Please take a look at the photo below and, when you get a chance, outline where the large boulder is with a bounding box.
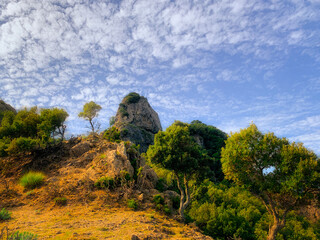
[114,93,162,152]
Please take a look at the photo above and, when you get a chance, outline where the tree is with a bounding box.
[78,101,102,133]
[221,123,320,240]
[146,122,203,220]
[38,108,69,141]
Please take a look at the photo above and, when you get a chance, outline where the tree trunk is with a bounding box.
[175,173,185,220]
[175,173,191,221]
[267,217,284,240]
[89,119,95,133]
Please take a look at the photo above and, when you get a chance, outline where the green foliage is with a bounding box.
[189,182,266,240]
[94,176,115,190]
[54,197,67,206]
[153,194,171,215]
[6,137,38,155]
[155,178,166,192]
[153,194,165,205]
[147,123,202,174]
[103,126,120,142]
[189,120,227,182]
[9,231,38,240]
[123,92,141,104]
[0,208,11,220]
[119,103,129,117]
[221,123,320,239]
[127,199,138,210]
[38,108,68,140]
[0,106,69,156]
[19,172,45,190]
[78,101,102,133]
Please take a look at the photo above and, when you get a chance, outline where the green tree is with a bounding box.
[38,108,69,141]
[221,123,320,240]
[78,101,102,133]
[146,122,203,220]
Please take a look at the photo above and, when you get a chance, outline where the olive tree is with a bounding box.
[78,101,102,133]
[146,122,203,220]
[221,123,320,240]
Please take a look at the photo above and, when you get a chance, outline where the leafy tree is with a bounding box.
[221,123,320,240]
[78,101,102,133]
[38,108,68,141]
[146,122,203,220]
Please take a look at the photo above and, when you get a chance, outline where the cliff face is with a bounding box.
[114,93,162,152]
[0,99,16,123]
[0,100,16,114]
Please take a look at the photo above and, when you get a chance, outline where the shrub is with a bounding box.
[103,127,120,142]
[19,172,45,189]
[123,92,141,104]
[153,194,165,205]
[127,199,138,210]
[54,197,67,206]
[0,208,11,220]
[9,231,38,240]
[94,176,115,190]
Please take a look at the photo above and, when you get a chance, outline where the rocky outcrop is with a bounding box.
[0,100,16,114]
[114,93,162,152]
[0,100,16,123]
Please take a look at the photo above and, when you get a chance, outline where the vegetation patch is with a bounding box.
[119,103,129,117]
[123,92,141,104]
[0,208,11,220]
[54,197,67,206]
[20,172,45,190]
[153,194,171,215]
[127,199,138,210]
[103,126,120,142]
[94,176,115,190]
[9,231,38,240]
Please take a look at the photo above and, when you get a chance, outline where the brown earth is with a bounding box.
[0,135,212,240]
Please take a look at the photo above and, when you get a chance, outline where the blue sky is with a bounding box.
[0,0,319,154]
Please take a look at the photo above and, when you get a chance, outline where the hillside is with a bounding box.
[0,134,212,239]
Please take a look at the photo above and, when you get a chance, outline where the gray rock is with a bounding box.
[114,93,162,152]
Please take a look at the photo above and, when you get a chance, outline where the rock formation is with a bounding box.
[0,100,16,113]
[0,99,16,122]
[114,92,162,152]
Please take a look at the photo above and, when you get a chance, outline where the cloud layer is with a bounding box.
[0,0,319,153]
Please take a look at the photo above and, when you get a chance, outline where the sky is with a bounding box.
[0,0,320,154]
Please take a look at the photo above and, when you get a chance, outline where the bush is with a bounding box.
[127,199,138,210]
[94,176,115,190]
[19,172,45,189]
[153,194,165,205]
[0,208,11,220]
[124,92,141,104]
[54,197,67,206]
[9,231,38,240]
[103,127,120,142]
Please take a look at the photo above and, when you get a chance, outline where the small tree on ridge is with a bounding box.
[78,101,102,133]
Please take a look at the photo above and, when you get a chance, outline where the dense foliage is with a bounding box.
[123,92,141,104]
[221,123,320,240]
[0,107,68,156]
[189,181,319,240]
[189,120,227,182]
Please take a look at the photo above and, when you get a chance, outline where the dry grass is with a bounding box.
[0,202,210,239]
